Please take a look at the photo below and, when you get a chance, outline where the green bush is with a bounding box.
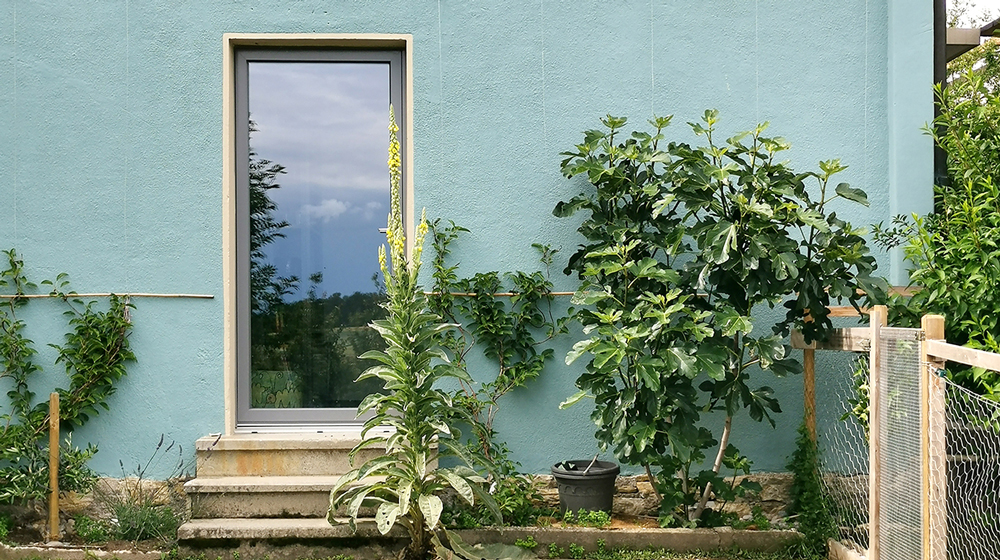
[88,436,188,544]
[874,71,1000,398]
[556,112,881,525]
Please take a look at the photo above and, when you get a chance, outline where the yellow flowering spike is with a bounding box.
[411,209,429,273]
[378,245,388,281]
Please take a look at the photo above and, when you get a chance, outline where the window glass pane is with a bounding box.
[247,61,388,410]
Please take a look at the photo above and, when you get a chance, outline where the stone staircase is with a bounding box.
[176,431,394,546]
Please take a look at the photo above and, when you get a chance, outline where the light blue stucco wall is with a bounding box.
[0,1,932,478]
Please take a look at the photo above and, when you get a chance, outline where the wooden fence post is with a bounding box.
[48,392,59,542]
[868,305,887,560]
[921,314,947,560]
[804,347,816,441]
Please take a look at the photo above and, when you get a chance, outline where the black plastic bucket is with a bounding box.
[550,460,620,514]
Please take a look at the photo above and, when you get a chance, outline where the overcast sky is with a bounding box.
[249,62,391,300]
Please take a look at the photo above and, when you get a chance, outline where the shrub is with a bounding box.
[91,435,188,544]
[873,71,1000,398]
[556,111,882,524]
[786,423,837,556]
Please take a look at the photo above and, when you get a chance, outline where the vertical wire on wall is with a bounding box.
[649,0,654,118]
[124,0,130,289]
[541,0,546,144]
[437,0,444,140]
[754,0,759,124]
[865,0,869,211]
[12,0,17,239]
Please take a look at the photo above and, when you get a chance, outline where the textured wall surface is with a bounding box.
[0,0,932,477]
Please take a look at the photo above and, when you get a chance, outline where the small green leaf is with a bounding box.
[835,183,869,207]
[559,389,590,409]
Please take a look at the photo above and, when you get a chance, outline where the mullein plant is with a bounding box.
[328,107,500,560]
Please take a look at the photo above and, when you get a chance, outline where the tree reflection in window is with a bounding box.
[247,122,386,410]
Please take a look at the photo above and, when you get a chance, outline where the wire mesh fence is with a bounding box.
[819,352,870,552]
[875,327,924,560]
[812,313,1000,560]
[937,379,1000,560]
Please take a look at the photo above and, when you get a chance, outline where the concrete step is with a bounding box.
[185,475,362,519]
[195,431,391,477]
[177,518,409,560]
[177,517,407,540]
[176,519,805,560]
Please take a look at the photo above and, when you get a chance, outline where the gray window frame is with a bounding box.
[234,47,405,429]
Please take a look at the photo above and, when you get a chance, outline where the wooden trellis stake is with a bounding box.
[48,392,59,542]
[920,314,947,560]
[868,305,887,560]
[803,347,816,440]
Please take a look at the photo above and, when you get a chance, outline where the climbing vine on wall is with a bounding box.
[0,249,135,503]
[428,221,570,479]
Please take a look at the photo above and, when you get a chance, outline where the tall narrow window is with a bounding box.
[235,49,404,427]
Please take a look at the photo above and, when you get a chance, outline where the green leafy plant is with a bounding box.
[556,112,883,524]
[434,530,536,560]
[840,355,870,440]
[428,221,565,528]
[73,514,112,543]
[443,473,552,529]
[548,543,565,558]
[786,423,836,556]
[0,512,10,543]
[568,542,586,559]
[429,221,568,476]
[0,249,136,504]
[328,108,499,560]
[514,535,538,550]
[872,72,1000,399]
[563,508,611,528]
[728,506,772,531]
[440,506,484,529]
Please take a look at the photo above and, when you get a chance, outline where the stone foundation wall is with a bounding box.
[534,472,793,521]
[0,477,188,543]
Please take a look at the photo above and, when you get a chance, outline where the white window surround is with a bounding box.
[221,33,414,435]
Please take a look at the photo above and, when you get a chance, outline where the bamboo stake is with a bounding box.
[868,305,887,560]
[0,293,214,299]
[48,392,59,542]
[920,314,947,560]
[423,291,575,297]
